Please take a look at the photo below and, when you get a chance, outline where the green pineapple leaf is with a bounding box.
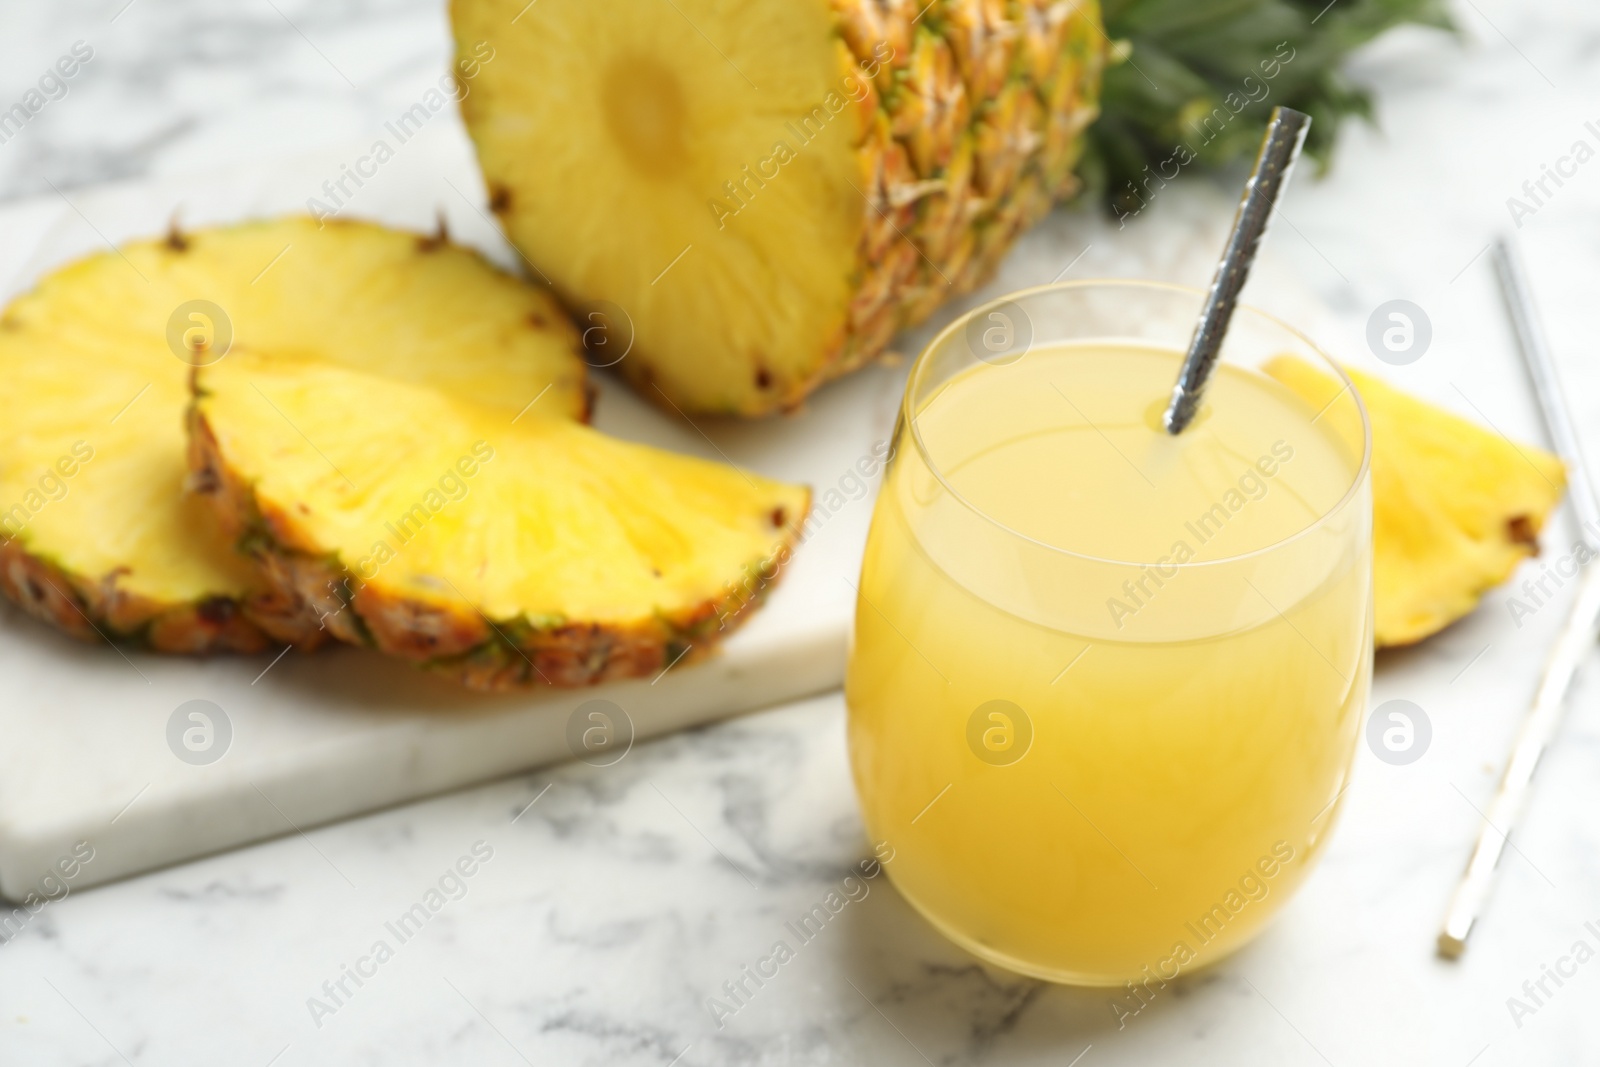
[1087,0,1454,216]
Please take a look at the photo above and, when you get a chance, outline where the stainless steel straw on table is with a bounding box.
[1164,106,1311,435]
[1436,238,1600,959]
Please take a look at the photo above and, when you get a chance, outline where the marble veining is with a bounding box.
[5,1,1600,1065]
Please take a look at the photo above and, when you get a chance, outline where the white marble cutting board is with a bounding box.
[0,122,1323,902]
[0,127,914,901]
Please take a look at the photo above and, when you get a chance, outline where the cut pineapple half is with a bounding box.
[452,0,1104,415]
[1265,357,1566,647]
[189,353,810,690]
[0,216,587,652]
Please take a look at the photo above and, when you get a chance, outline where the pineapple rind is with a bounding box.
[792,0,1105,397]
[0,537,268,652]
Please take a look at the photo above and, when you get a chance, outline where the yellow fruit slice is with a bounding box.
[0,216,587,652]
[1265,357,1566,647]
[188,353,810,690]
[451,0,1104,415]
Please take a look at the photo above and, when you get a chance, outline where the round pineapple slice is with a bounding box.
[451,0,1104,416]
[189,353,810,690]
[0,217,588,653]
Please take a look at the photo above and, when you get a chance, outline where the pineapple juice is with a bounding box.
[845,341,1372,985]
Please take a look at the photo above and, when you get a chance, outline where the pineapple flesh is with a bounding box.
[0,217,588,652]
[1266,357,1566,647]
[451,0,1105,416]
[188,353,810,690]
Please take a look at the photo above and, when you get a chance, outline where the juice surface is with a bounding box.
[845,342,1372,987]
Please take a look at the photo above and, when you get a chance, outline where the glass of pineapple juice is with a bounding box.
[845,280,1372,986]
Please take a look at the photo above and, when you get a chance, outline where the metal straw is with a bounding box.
[1163,107,1312,434]
[1437,238,1600,958]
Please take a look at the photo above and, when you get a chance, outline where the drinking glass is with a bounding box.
[845,280,1372,986]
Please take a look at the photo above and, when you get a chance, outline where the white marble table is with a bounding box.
[5,2,1600,1064]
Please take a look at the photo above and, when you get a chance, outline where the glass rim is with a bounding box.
[903,278,1374,571]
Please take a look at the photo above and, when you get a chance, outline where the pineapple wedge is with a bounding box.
[188,354,810,690]
[451,0,1105,416]
[0,217,587,652]
[1265,357,1566,647]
